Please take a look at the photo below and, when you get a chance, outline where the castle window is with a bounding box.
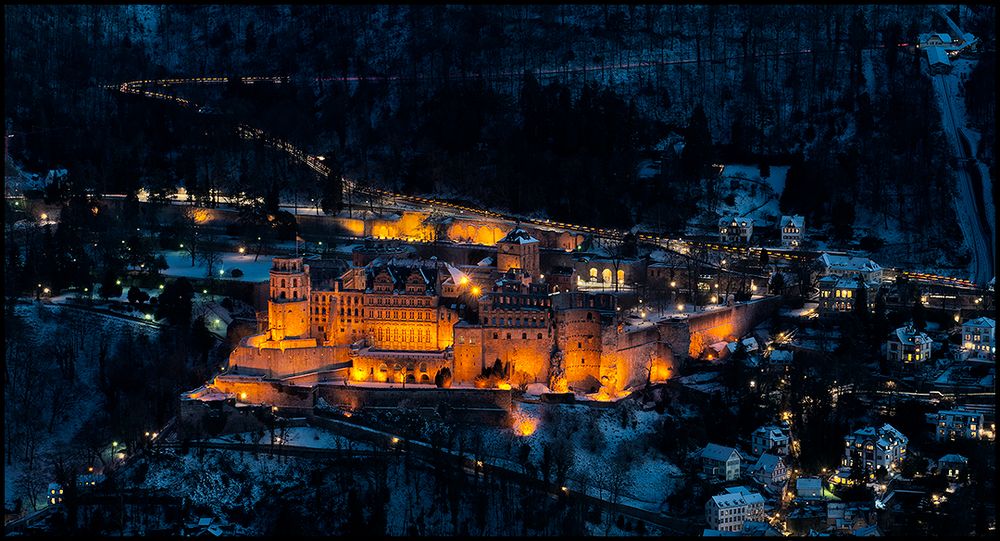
[522,333,527,339]
[538,333,543,339]
[280,292,286,299]
[506,333,511,340]
[587,312,593,321]
[494,332,499,339]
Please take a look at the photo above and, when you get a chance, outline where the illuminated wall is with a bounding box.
[555,308,603,388]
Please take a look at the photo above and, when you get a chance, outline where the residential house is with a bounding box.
[817,275,876,317]
[748,453,789,493]
[886,324,933,364]
[701,443,743,481]
[705,487,766,533]
[961,317,995,361]
[842,424,908,478]
[719,217,754,244]
[936,454,968,481]
[934,409,984,442]
[779,215,805,248]
[751,425,790,457]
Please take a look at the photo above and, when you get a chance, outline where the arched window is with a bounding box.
[590,268,598,280]
[602,269,612,284]
[586,312,593,321]
[293,291,298,299]
[522,332,527,339]
[617,269,625,284]
[281,279,286,288]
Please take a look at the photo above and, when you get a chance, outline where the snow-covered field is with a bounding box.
[160,250,276,282]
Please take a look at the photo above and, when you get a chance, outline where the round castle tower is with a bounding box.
[268,256,311,341]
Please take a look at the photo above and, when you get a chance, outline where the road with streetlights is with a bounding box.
[106,47,991,295]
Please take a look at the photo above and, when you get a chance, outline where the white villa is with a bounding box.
[842,424,908,478]
[886,324,933,364]
[705,487,766,533]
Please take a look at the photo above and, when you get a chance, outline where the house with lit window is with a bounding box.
[719,216,754,244]
[704,486,766,533]
[816,275,876,317]
[750,425,790,457]
[886,324,933,364]
[936,454,968,481]
[842,424,907,478]
[700,443,743,481]
[934,409,983,442]
[960,317,995,361]
[779,215,804,248]
[48,483,63,505]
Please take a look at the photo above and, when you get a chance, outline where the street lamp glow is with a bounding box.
[677,304,685,311]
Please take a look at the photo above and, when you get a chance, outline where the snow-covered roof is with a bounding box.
[962,317,995,329]
[816,253,881,273]
[498,227,538,244]
[719,216,754,227]
[848,423,907,446]
[797,477,822,491]
[892,325,932,346]
[937,409,983,418]
[709,492,751,508]
[701,443,739,462]
[751,453,783,474]
[927,46,951,66]
[938,453,967,464]
[781,215,804,229]
[753,425,788,440]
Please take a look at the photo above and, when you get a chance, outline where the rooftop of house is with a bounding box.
[938,453,968,464]
[797,477,823,490]
[926,46,951,65]
[754,425,787,436]
[892,325,932,346]
[937,409,983,418]
[780,215,804,229]
[817,253,882,273]
[750,453,784,473]
[701,443,740,462]
[848,423,907,446]
[963,317,995,329]
[498,227,538,244]
[719,216,754,227]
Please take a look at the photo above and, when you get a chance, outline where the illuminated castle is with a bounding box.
[217,227,677,402]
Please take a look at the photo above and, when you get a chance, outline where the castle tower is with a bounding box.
[268,256,311,341]
[496,226,540,279]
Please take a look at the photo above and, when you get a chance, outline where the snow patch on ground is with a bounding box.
[160,250,275,282]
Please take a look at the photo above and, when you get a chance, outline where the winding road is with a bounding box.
[106,40,985,292]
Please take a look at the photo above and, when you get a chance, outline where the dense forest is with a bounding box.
[5,5,995,238]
